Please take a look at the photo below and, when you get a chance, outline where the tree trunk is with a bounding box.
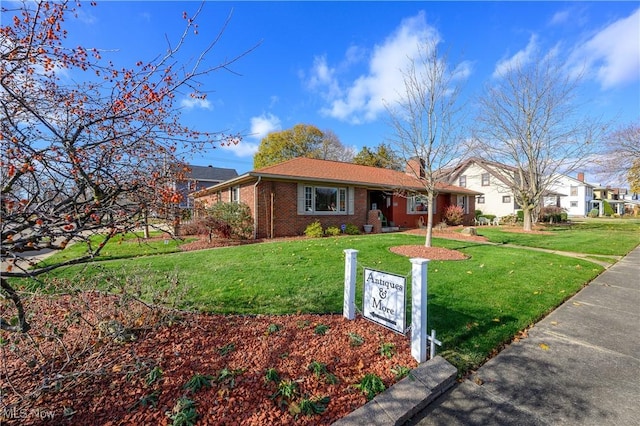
[522,205,533,231]
[143,210,150,239]
[424,192,434,247]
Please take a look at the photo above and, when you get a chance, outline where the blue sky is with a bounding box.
[64,1,639,176]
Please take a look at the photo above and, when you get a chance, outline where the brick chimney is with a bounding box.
[577,172,584,182]
[406,157,425,178]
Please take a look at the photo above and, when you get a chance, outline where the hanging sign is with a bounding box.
[363,268,406,334]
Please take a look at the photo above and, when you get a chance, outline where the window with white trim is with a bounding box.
[570,186,578,196]
[302,185,347,213]
[458,175,466,187]
[230,186,240,203]
[570,201,578,207]
[481,173,490,186]
[457,195,469,214]
[408,195,434,213]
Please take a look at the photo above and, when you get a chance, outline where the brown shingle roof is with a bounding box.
[195,158,481,196]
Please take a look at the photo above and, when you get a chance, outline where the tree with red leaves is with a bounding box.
[1,1,253,332]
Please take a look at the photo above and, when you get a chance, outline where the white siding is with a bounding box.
[458,163,516,217]
[547,174,593,216]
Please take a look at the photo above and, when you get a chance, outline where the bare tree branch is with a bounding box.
[385,40,468,246]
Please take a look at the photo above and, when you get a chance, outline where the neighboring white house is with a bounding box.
[445,157,520,218]
[590,185,638,216]
[545,172,595,217]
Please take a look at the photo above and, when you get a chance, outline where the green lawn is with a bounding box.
[33,231,610,373]
[37,231,193,266]
[476,218,640,256]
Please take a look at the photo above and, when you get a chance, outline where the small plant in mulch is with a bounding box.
[129,390,161,411]
[348,332,365,347]
[168,397,198,426]
[296,319,311,328]
[307,360,338,384]
[145,366,163,386]
[307,360,328,377]
[266,323,282,335]
[268,376,330,419]
[216,367,245,389]
[354,373,386,401]
[391,365,413,380]
[183,373,214,393]
[379,342,396,359]
[217,342,236,356]
[275,379,299,400]
[294,395,331,416]
[313,323,330,335]
[264,367,280,384]
[269,378,299,407]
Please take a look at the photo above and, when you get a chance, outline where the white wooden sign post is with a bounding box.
[410,258,429,363]
[343,249,358,320]
[342,250,435,363]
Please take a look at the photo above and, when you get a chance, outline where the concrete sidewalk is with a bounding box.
[335,245,640,426]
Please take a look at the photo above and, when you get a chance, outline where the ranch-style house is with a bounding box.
[192,157,482,239]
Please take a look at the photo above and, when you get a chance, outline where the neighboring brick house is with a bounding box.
[192,157,481,239]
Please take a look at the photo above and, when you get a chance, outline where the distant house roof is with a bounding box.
[187,165,238,182]
[444,157,517,188]
[193,157,481,196]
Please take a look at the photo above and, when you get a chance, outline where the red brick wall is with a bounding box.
[196,179,476,238]
[389,193,475,228]
[254,181,370,238]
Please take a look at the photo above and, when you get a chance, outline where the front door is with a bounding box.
[369,191,392,225]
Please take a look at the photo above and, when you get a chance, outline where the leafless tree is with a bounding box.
[595,122,640,191]
[385,40,467,247]
[472,54,606,231]
[318,129,355,162]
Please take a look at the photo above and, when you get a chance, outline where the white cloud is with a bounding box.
[180,97,212,110]
[306,55,342,100]
[307,11,441,124]
[249,113,281,140]
[344,45,366,66]
[219,113,281,158]
[221,141,260,157]
[549,10,571,26]
[453,60,474,81]
[493,34,539,78]
[570,8,640,88]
